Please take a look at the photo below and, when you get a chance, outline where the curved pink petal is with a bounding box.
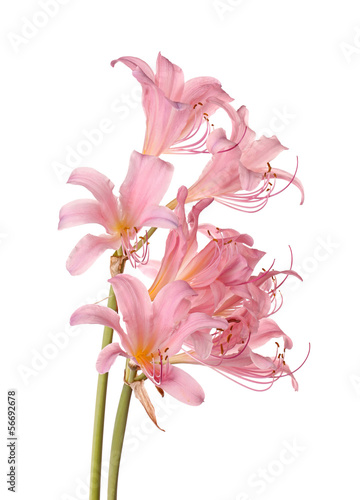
[187,330,213,359]
[111,55,155,81]
[250,351,276,370]
[130,69,190,155]
[58,199,106,230]
[139,259,161,280]
[206,98,241,143]
[250,318,293,350]
[66,233,120,276]
[109,274,152,352]
[149,230,185,299]
[217,254,252,286]
[160,365,205,406]
[168,312,228,356]
[70,304,123,336]
[184,197,214,267]
[281,362,299,391]
[187,131,242,202]
[271,167,305,205]
[152,281,196,348]
[119,151,174,227]
[96,343,125,374]
[178,241,222,288]
[155,52,185,101]
[240,136,288,172]
[139,205,178,229]
[67,168,119,227]
[112,56,188,154]
[180,79,233,139]
[182,76,231,105]
[233,106,256,147]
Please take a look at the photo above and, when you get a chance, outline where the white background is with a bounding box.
[1,1,360,499]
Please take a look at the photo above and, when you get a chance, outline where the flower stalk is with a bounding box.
[107,362,137,500]
[89,285,117,500]
[89,255,126,500]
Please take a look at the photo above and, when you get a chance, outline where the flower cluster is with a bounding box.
[60,52,305,406]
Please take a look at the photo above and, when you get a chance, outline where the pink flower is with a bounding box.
[111,52,233,156]
[173,257,303,390]
[144,188,303,389]
[58,151,178,275]
[187,106,304,212]
[148,186,265,302]
[173,317,300,392]
[70,275,228,405]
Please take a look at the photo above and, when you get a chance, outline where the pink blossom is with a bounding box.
[145,188,302,389]
[173,317,300,392]
[70,275,228,405]
[111,52,233,156]
[149,186,266,302]
[58,151,178,275]
[187,106,304,212]
[173,256,304,390]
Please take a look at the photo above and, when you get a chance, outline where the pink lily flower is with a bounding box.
[173,317,300,392]
[58,151,178,275]
[143,187,304,388]
[172,260,303,390]
[70,275,228,405]
[187,106,305,212]
[111,52,233,156]
[148,186,265,302]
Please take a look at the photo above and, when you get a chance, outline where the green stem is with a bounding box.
[90,257,126,500]
[89,286,117,500]
[108,364,137,500]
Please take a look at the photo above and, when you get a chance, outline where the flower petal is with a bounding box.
[109,274,152,351]
[111,55,155,81]
[148,230,184,300]
[270,167,305,205]
[119,151,174,227]
[66,233,120,276]
[139,205,178,229]
[250,351,275,370]
[126,69,190,155]
[155,52,185,101]
[240,136,288,172]
[70,304,122,335]
[250,318,293,350]
[67,168,119,227]
[152,280,196,348]
[188,330,213,359]
[96,343,125,374]
[168,312,228,357]
[160,365,205,406]
[58,199,106,230]
[233,106,256,147]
